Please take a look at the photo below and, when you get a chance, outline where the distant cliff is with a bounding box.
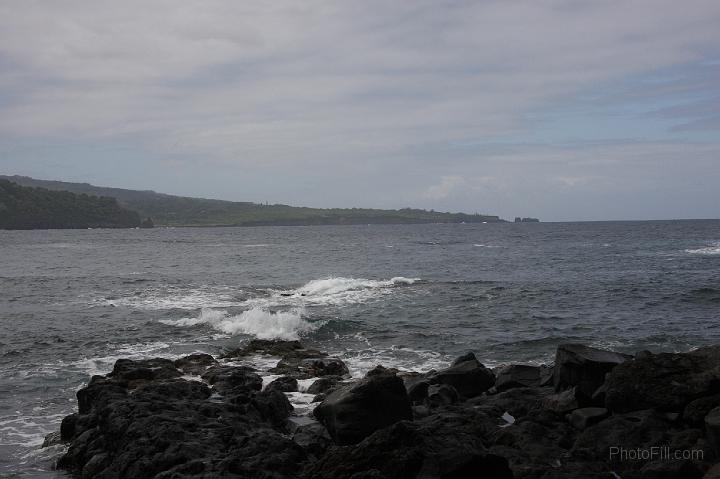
[0,175,503,227]
[0,179,141,230]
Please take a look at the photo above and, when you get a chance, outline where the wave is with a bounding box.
[276,276,421,306]
[685,243,720,255]
[161,307,316,340]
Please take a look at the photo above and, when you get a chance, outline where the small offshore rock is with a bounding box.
[299,357,349,377]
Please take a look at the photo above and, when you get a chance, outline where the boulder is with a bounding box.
[684,394,720,426]
[108,358,182,384]
[552,344,631,401]
[307,376,340,395]
[292,422,333,458]
[266,376,299,393]
[174,353,217,375]
[403,376,430,404]
[313,368,412,445]
[541,387,580,414]
[252,389,294,428]
[428,355,496,398]
[425,384,460,408]
[201,365,263,397]
[495,364,549,392]
[299,357,349,377]
[568,407,609,430]
[605,349,720,413]
[306,410,512,479]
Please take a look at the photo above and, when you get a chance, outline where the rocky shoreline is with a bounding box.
[46,340,720,478]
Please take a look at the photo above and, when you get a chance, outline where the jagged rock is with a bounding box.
[174,353,217,375]
[542,387,580,414]
[41,431,62,448]
[299,357,349,377]
[706,406,720,456]
[495,364,549,392]
[605,349,720,413]
[266,376,299,393]
[428,354,495,398]
[452,351,478,366]
[293,422,333,458]
[552,344,631,402]
[307,376,340,395]
[306,410,512,479]
[109,357,182,383]
[223,339,303,358]
[252,389,294,428]
[313,368,412,445]
[425,384,459,408]
[685,394,720,426]
[201,365,263,397]
[568,407,609,430]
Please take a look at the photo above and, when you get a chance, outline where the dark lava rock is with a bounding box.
[293,422,333,459]
[223,338,303,358]
[495,364,549,392]
[605,348,720,413]
[108,357,182,383]
[307,376,340,395]
[271,348,332,377]
[639,459,703,479]
[425,384,459,408]
[567,407,609,430]
[299,357,349,377]
[452,351,478,366]
[552,343,631,402]
[541,387,580,414]
[428,354,495,398]
[266,376,299,393]
[313,367,412,445]
[201,365,263,397]
[57,358,304,479]
[306,409,512,479]
[174,353,217,375]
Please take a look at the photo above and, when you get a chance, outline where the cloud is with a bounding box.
[424,175,466,200]
[0,0,718,220]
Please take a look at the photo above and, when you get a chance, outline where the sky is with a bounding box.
[0,0,719,221]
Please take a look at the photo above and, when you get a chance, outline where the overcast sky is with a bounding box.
[1,1,719,221]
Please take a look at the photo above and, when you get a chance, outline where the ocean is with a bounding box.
[1,220,719,477]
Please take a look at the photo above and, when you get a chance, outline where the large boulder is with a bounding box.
[313,367,412,445]
[605,348,720,413]
[174,353,217,375]
[495,364,550,392]
[306,409,512,479]
[552,344,631,401]
[428,354,496,398]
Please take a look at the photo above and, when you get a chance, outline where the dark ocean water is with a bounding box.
[1,220,719,477]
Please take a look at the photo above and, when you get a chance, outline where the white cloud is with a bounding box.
[424,175,466,200]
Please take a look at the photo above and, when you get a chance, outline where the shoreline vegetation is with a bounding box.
[48,340,720,478]
[0,175,505,230]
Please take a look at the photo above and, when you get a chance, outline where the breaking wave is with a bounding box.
[685,243,720,255]
[161,307,316,340]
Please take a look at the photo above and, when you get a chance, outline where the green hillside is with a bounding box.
[0,179,141,230]
[0,175,503,227]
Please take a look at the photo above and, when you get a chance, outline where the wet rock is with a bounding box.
[271,349,330,377]
[108,357,182,383]
[299,357,349,377]
[605,349,720,413]
[307,376,340,395]
[428,354,495,398]
[452,351,478,366]
[568,407,609,430]
[266,376,299,393]
[41,431,62,448]
[313,368,412,445]
[495,364,549,392]
[174,353,217,375]
[223,338,303,358]
[201,365,263,396]
[552,344,631,402]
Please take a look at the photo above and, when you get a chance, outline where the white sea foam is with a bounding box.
[163,307,316,340]
[101,287,242,310]
[269,276,421,306]
[685,242,720,255]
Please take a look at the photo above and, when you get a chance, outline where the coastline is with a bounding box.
[47,340,720,478]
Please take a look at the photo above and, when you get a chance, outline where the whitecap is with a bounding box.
[685,243,720,255]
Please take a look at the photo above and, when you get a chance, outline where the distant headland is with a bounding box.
[0,175,511,229]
